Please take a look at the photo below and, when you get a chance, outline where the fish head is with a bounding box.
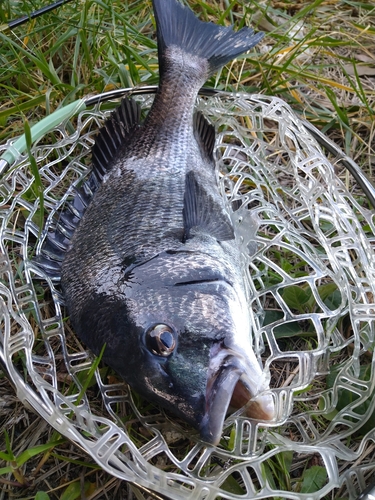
[77,249,274,445]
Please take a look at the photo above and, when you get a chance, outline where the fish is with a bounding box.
[36,0,274,445]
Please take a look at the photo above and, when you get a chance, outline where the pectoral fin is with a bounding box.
[183,171,235,242]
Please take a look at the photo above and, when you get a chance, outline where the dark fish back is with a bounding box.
[34,98,141,279]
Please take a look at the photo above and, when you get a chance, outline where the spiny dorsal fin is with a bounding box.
[34,98,141,280]
[194,111,215,162]
[183,171,234,242]
[92,97,141,181]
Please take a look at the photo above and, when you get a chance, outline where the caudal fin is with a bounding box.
[152,0,263,77]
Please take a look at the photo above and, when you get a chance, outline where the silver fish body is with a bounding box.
[39,0,274,444]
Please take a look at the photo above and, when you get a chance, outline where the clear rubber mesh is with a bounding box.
[1,92,375,499]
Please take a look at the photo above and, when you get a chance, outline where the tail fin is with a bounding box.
[152,0,263,76]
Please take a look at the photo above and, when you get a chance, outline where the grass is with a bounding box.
[0,0,375,499]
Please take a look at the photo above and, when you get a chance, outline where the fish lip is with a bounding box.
[200,356,242,445]
[200,350,274,446]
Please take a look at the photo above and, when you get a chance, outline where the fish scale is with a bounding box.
[93,173,185,258]
[36,0,274,445]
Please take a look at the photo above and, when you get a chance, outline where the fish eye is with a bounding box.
[145,324,176,357]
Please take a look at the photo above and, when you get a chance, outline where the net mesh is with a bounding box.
[1,91,375,499]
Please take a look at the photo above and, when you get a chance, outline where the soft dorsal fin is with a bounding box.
[92,97,141,181]
[193,111,215,161]
[183,171,234,242]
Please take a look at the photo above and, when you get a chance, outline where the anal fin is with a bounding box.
[193,111,215,162]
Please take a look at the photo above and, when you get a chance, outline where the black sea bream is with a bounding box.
[38,0,274,444]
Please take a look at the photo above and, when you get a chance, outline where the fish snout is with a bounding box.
[200,348,274,445]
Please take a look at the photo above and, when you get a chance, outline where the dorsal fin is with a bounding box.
[34,98,141,280]
[183,171,234,242]
[92,97,141,181]
[193,111,215,162]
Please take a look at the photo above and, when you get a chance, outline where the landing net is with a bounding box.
[0,90,374,499]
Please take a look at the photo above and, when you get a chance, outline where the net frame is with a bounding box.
[0,89,375,499]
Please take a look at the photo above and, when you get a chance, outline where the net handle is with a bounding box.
[0,99,87,174]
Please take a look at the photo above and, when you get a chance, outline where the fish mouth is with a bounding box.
[200,349,274,445]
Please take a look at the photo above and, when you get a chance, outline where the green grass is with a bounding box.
[0,0,375,499]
